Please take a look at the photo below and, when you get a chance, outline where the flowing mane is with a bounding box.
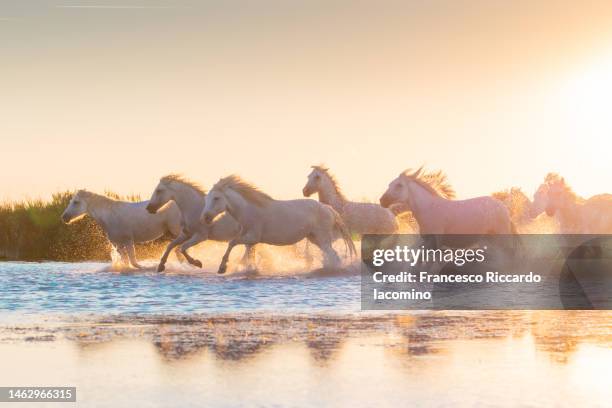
[492,187,529,203]
[492,187,532,221]
[544,172,563,185]
[311,165,347,202]
[400,166,455,199]
[212,175,273,206]
[543,172,581,201]
[160,174,207,195]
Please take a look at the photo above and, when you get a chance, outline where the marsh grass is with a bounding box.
[0,191,166,261]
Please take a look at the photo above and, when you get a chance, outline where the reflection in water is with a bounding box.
[2,312,611,362]
[0,312,611,407]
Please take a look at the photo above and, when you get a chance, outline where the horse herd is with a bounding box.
[60,166,612,273]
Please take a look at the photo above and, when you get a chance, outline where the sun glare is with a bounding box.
[556,51,612,196]
[562,52,612,138]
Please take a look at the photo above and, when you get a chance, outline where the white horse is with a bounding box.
[61,190,182,268]
[379,167,514,234]
[532,173,557,218]
[303,165,398,234]
[533,173,612,233]
[200,175,356,274]
[146,175,256,272]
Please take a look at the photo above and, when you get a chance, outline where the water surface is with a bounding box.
[0,262,360,316]
[1,262,611,407]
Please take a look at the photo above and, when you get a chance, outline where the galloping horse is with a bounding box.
[380,167,514,234]
[531,174,555,218]
[61,190,182,268]
[200,175,356,274]
[303,165,398,234]
[146,175,255,272]
[533,173,612,233]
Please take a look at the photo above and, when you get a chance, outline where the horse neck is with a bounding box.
[317,177,346,211]
[171,183,205,215]
[556,194,582,228]
[406,181,444,221]
[224,189,253,222]
[513,192,532,219]
[85,195,115,224]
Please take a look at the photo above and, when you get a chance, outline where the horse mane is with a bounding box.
[544,172,563,185]
[492,190,510,202]
[311,165,347,202]
[492,187,531,220]
[493,187,529,203]
[400,166,455,199]
[160,174,207,195]
[543,172,580,200]
[212,175,273,207]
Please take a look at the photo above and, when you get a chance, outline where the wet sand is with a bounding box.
[1,311,611,407]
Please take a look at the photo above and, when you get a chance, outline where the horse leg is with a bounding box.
[239,244,257,268]
[126,241,143,269]
[218,239,240,274]
[158,231,189,272]
[117,244,130,268]
[180,232,207,268]
[308,234,341,269]
[303,239,314,269]
[174,247,186,263]
[293,240,313,269]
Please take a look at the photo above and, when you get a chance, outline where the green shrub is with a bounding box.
[0,191,166,262]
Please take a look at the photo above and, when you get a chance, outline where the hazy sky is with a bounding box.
[2,0,612,202]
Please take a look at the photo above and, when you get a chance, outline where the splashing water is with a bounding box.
[0,239,362,317]
[109,245,123,270]
[0,261,361,317]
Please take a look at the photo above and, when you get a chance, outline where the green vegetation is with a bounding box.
[0,192,164,262]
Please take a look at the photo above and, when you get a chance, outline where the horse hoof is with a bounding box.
[192,259,203,268]
[217,265,227,274]
[157,264,165,273]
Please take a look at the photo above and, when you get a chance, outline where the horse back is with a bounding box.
[432,195,511,234]
[342,201,398,234]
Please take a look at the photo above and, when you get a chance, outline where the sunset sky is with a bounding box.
[2,0,611,202]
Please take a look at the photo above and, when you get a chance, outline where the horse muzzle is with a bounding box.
[302,187,313,197]
[545,206,556,217]
[61,214,71,224]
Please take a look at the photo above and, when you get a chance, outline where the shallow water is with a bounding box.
[1,262,611,407]
[0,262,360,317]
[1,312,611,407]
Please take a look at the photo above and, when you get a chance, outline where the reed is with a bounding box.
[0,191,165,261]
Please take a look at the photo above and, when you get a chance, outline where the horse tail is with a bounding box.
[331,209,357,259]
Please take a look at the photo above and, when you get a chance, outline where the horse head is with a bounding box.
[303,167,324,197]
[61,190,89,223]
[147,180,174,214]
[200,189,227,224]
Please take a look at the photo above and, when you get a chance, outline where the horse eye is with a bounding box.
[394,184,400,189]
[314,175,320,180]
[213,197,219,201]
[74,200,80,205]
